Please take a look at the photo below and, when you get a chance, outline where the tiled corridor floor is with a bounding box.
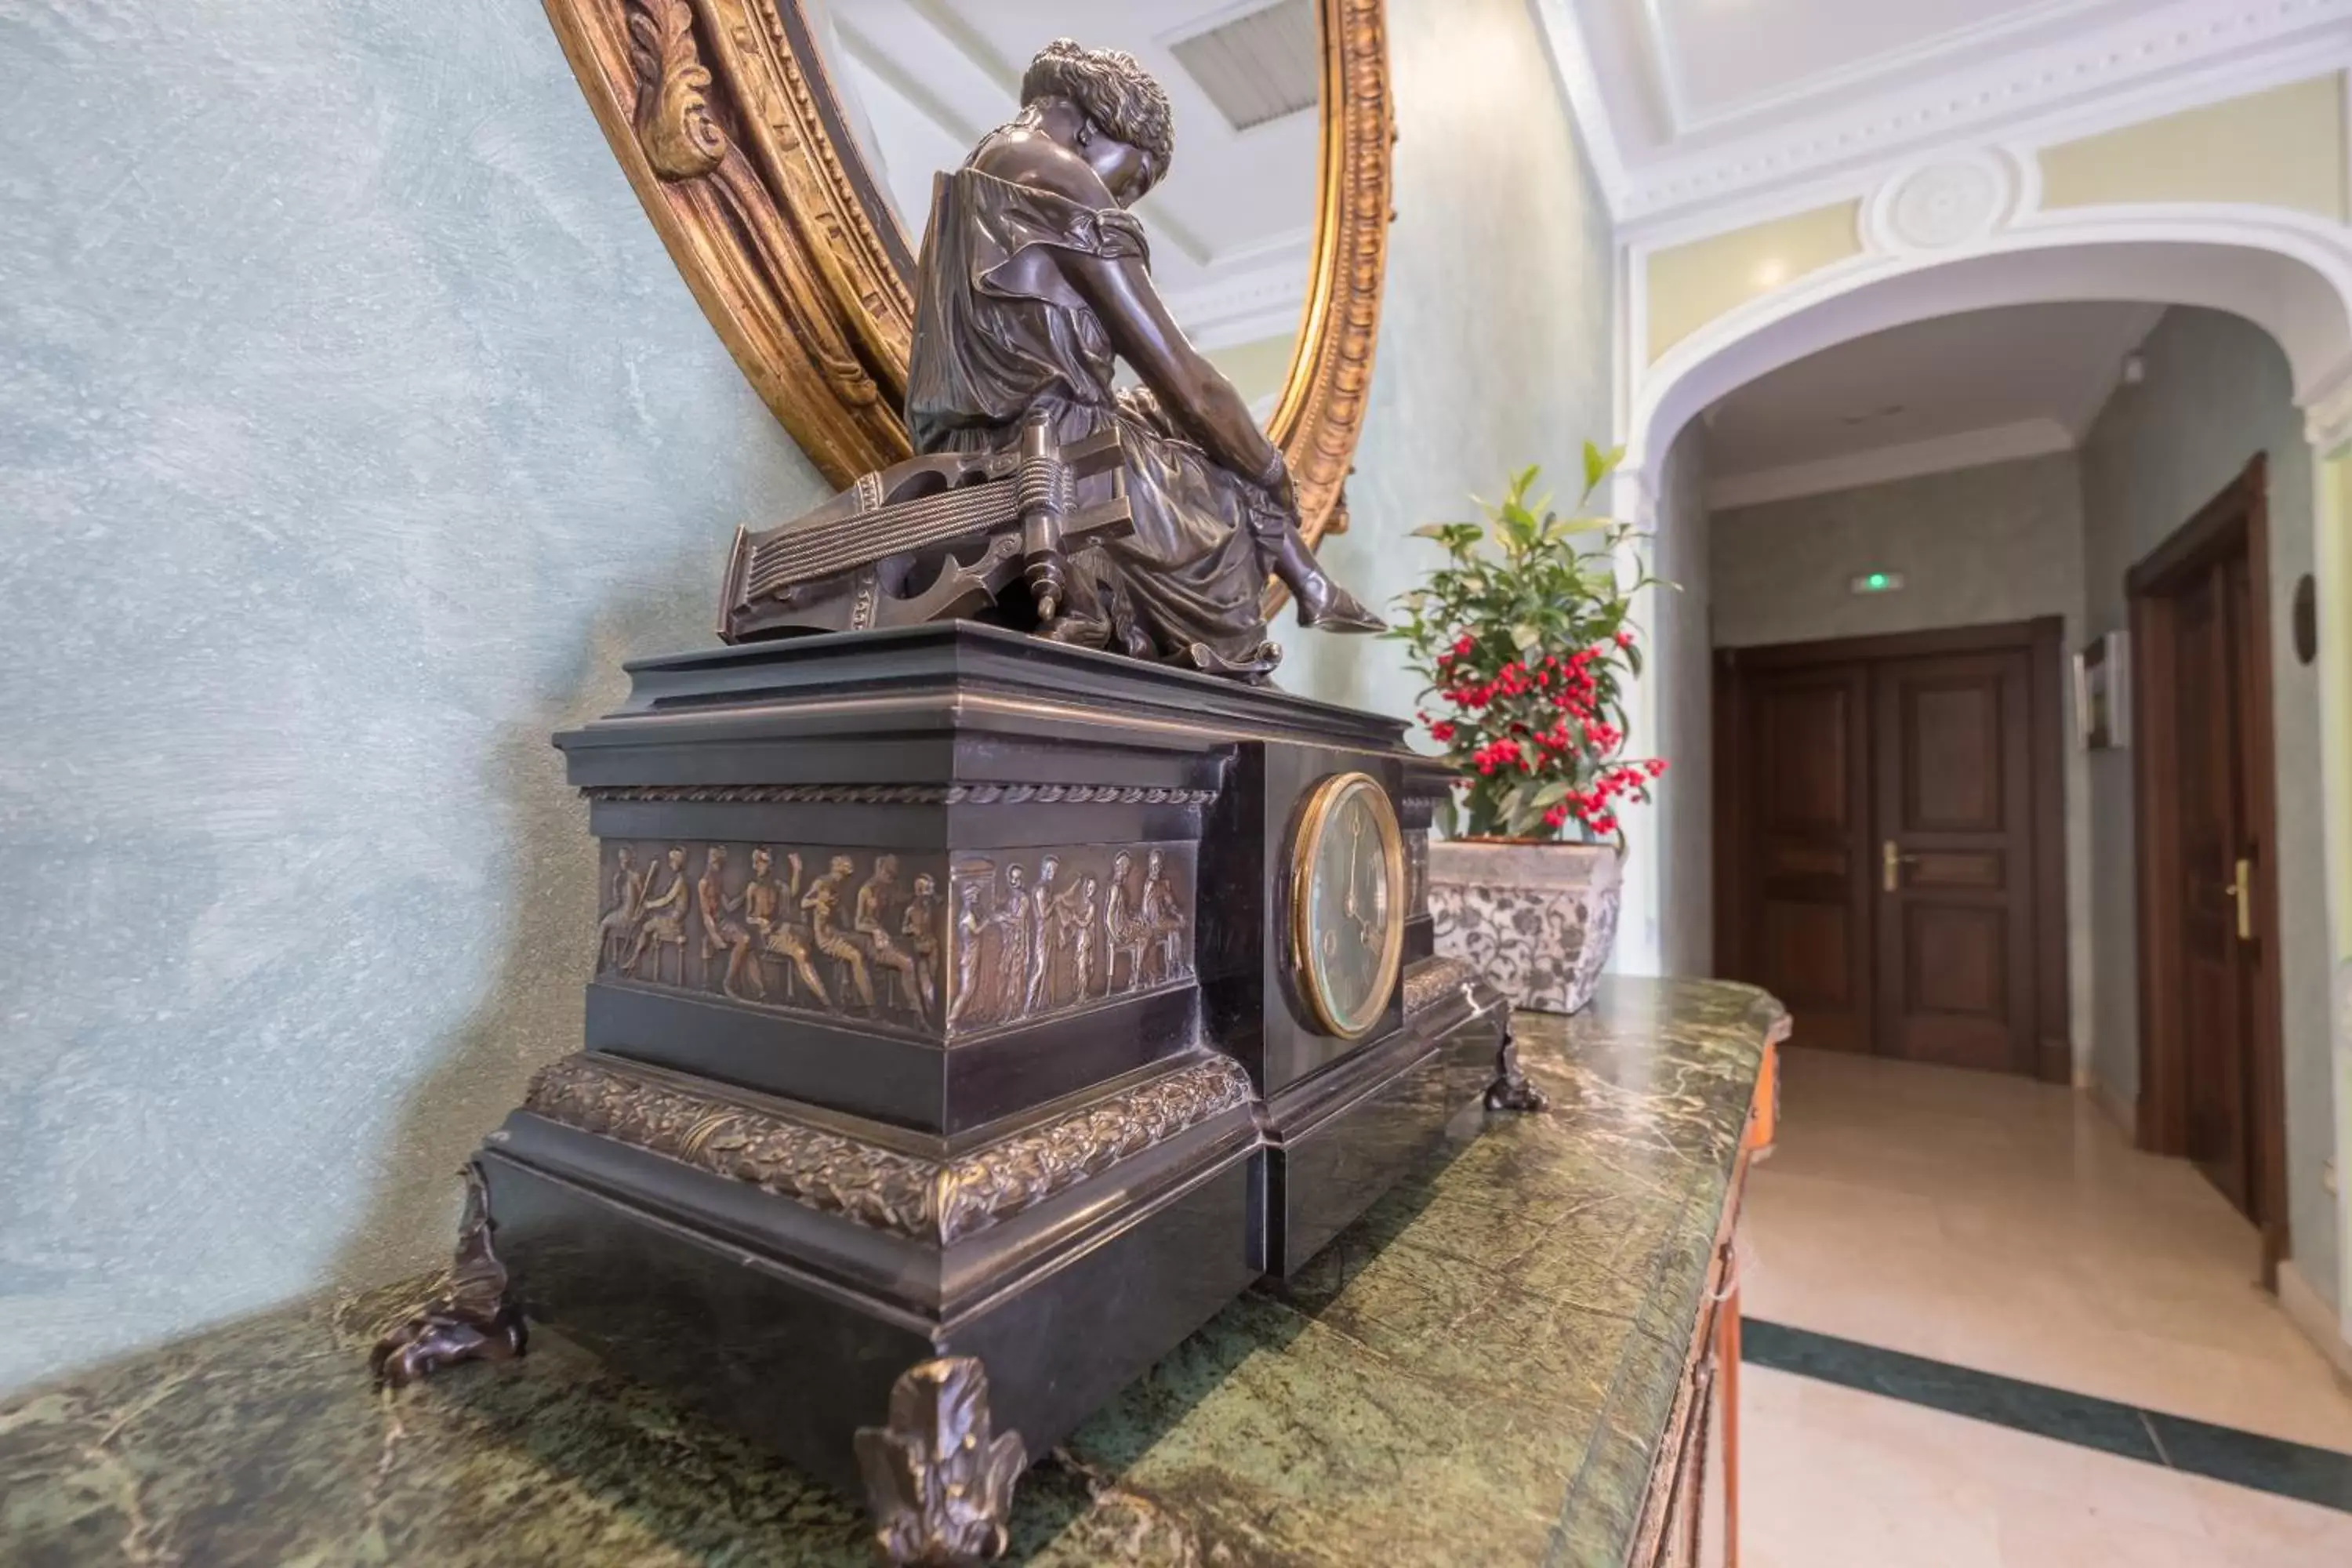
[1716,1046,2352,1566]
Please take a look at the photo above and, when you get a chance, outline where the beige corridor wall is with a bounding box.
[1651,427,1713,975]
[2078,307,2333,1313]
[1710,453,2093,1063]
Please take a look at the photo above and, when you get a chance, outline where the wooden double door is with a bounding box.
[1715,620,2068,1079]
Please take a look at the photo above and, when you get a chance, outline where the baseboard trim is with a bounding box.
[2278,1257,2352,1387]
[2085,1076,2136,1144]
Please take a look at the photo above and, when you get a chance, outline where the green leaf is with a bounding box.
[1409,523,1451,539]
[1510,622,1541,651]
[1529,779,1571,811]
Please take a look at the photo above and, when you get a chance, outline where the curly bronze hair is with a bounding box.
[1021,38,1174,183]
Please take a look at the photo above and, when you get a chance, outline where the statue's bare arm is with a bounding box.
[1064,256,1279,481]
[977,140,1285,491]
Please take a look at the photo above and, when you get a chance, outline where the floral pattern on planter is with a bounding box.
[1428,841,1621,1015]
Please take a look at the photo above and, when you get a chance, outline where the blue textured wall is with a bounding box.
[1276,0,1615,713]
[0,0,1614,1394]
[0,2,827,1392]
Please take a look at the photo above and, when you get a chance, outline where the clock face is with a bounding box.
[1289,772,1406,1038]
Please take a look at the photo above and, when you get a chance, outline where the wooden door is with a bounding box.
[1714,620,2067,1079]
[1742,666,1873,1054]
[2127,456,2287,1265]
[2167,553,2260,1216]
[1871,650,2039,1074]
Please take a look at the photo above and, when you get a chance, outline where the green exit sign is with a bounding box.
[1849,571,1906,595]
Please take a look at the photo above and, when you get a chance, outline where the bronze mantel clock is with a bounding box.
[369,11,1505,1566]
[1289,771,1406,1039]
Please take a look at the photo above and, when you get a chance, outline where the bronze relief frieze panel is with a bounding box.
[594,838,1196,1037]
[524,1051,1254,1244]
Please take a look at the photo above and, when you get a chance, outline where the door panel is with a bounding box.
[1872,652,2038,1074]
[1747,670,1872,1054]
[1905,683,2004,830]
[2172,559,2255,1214]
[2125,456,2287,1265]
[1905,904,2004,1016]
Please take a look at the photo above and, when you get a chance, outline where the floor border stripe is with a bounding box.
[1742,1318,2352,1515]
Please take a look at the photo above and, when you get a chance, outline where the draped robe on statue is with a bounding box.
[906,163,1284,677]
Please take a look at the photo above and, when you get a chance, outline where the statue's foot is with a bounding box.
[1294,573,1385,633]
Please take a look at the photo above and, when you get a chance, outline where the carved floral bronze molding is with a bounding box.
[524,1052,1255,1243]
[539,0,1394,556]
[1401,955,1478,1017]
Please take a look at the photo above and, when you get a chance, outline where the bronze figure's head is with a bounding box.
[1021,38,1172,205]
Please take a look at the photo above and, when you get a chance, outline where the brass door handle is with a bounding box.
[1881,840,1918,893]
[2226,857,2252,942]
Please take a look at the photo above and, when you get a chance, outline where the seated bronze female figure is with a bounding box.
[906,38,1382,678]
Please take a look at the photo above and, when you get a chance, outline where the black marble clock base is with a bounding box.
[378,624,1515,1565]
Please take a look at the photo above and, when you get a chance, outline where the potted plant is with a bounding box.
[1388,445,1668,1014]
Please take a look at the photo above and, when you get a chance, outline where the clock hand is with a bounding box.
[1343,817,1362,925]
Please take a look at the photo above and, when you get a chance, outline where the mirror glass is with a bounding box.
[811,0,1321,423]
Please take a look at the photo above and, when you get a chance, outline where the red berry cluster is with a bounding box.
[1416,630,1668,840]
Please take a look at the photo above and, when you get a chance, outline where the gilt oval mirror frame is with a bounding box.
[542,0,1394,559]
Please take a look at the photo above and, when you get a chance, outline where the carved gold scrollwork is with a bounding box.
[545,0,907,467]
[1264,0,1396,561]
[540,0,1392,554]
[627,0,725,180]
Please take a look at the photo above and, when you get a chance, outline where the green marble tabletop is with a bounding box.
[0,977,1781,1568]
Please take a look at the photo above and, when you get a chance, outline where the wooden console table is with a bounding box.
[0,978,1785,1567]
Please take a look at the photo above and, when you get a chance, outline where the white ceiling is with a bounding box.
[822,0,1319,348]
[1537,0,2352,226]
[1704,300,2163,508]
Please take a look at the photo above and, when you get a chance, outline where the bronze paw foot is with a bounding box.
[1484,1027,1550,1113]
[856,1356,1026,1566]
[371,1164,527,1388]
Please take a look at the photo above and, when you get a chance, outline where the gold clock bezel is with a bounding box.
[1287,771,1407,1039]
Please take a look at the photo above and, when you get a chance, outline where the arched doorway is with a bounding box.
[1606,207,2352,1345]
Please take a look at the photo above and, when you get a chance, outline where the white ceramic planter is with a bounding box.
[1427,840,1623,1015]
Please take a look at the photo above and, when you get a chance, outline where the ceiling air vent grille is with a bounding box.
[1169,0,1319,133]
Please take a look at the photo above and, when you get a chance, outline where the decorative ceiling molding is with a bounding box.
[1860,151,2033,256]
[1617,201,2352,517]
[1646,0,2111,139]
[2307,361,2352,451]
[1541,0,2352,230]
